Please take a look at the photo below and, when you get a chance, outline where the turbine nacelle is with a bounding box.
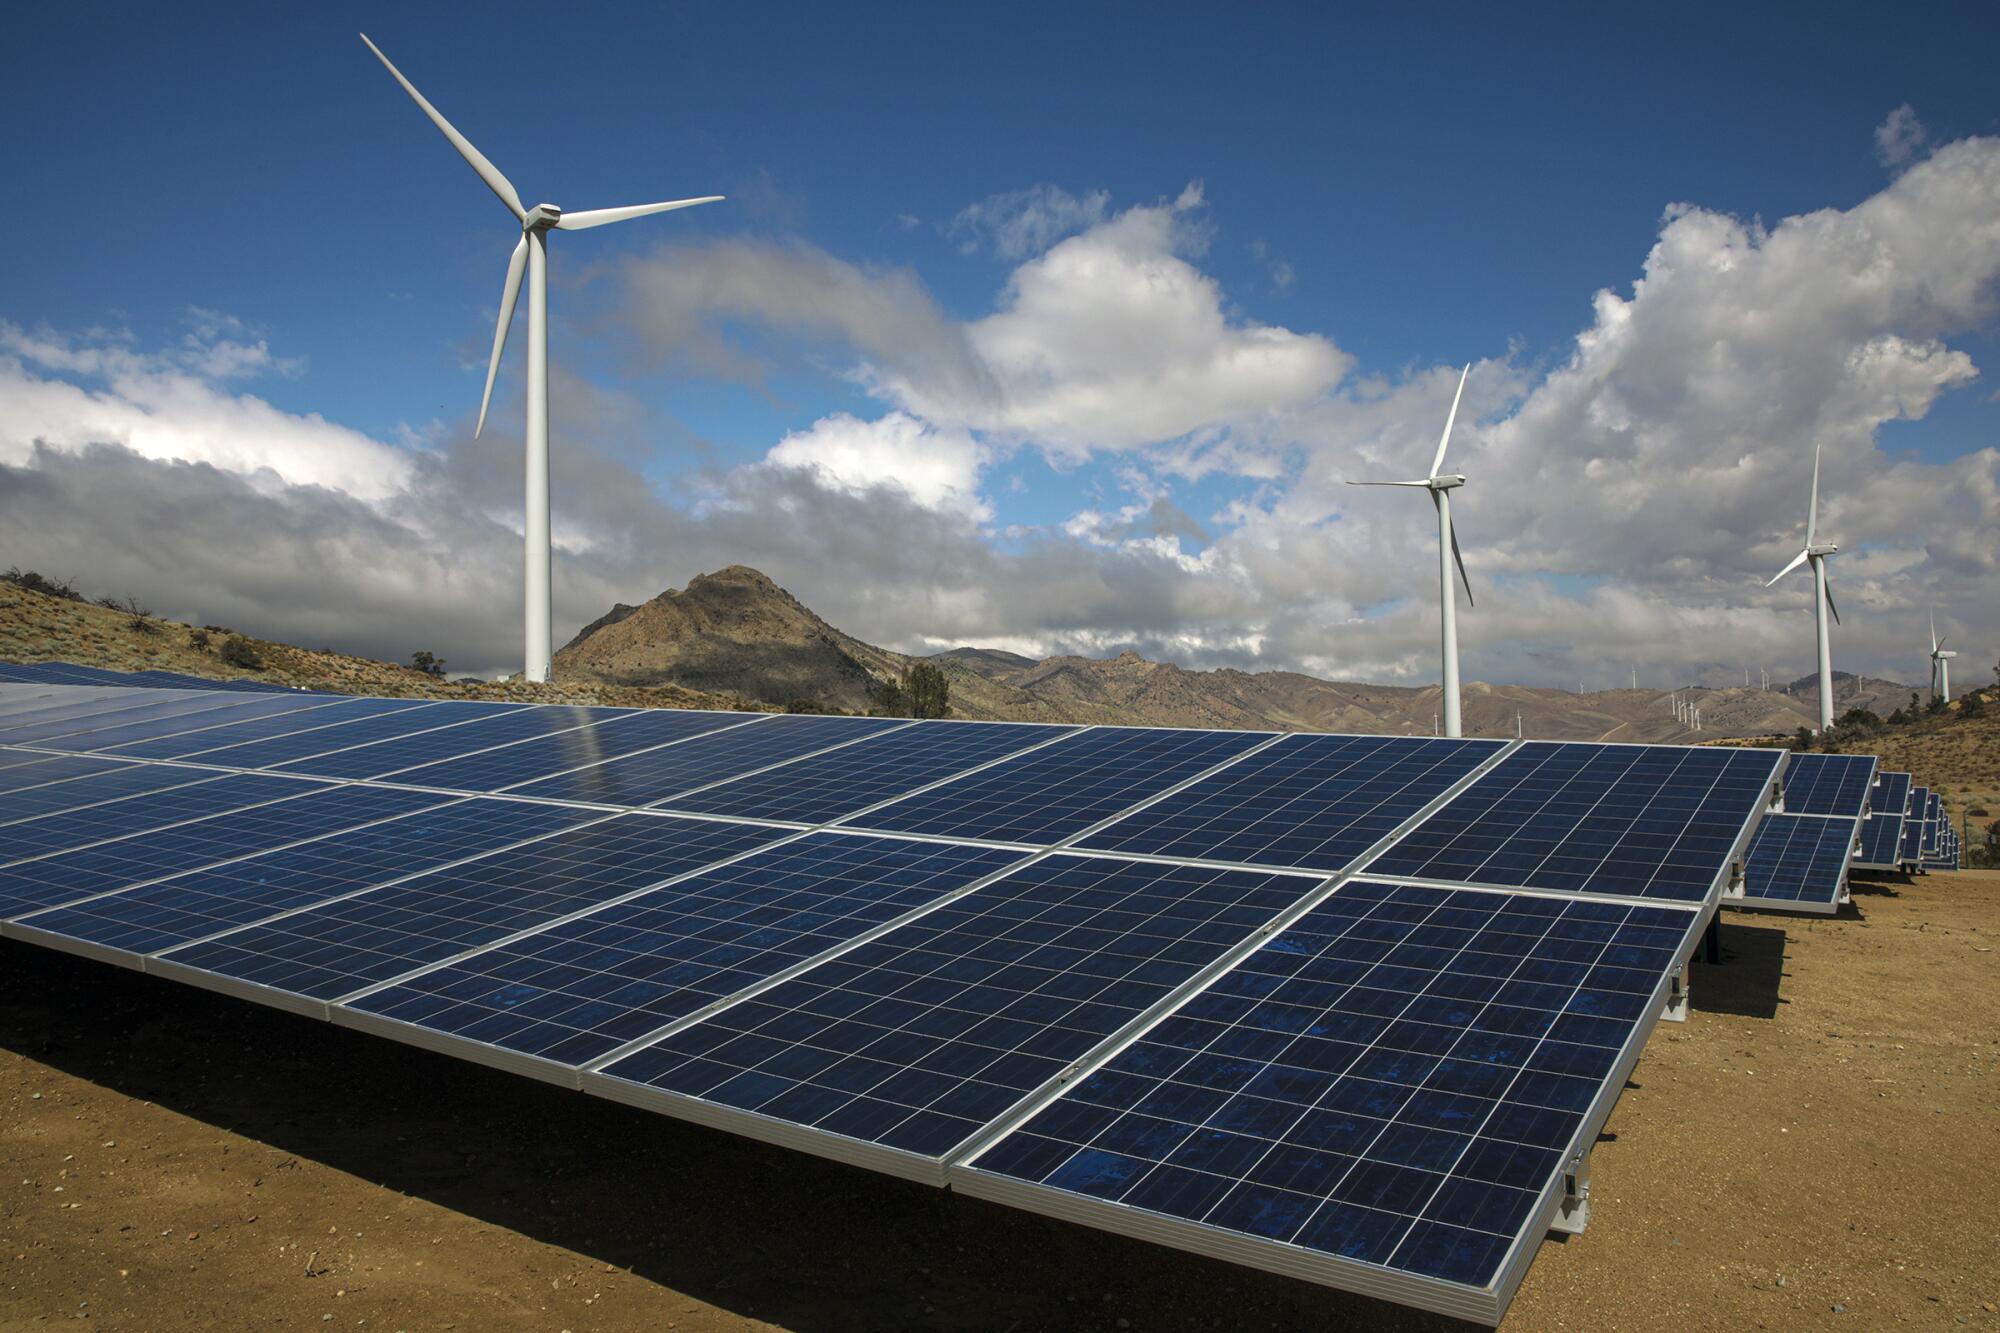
[1429,474,1467,491]
[1806,542,1838,557]
[524,203,564,230]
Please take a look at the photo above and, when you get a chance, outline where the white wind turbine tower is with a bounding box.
[360,34,722,682]
[1350,365,1475,737]
[1929,609,1956,703]
[1766,444,1842,731]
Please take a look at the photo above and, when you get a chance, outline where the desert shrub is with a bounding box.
[410,650,446,679]
[188,628,211,649]
[1,568,84,601]
[906,662,950,719]
[1959,691,1984,717]
[1792,727,1817,751]
[872,676,907,717]
[219,635,263,670]
[784,698,828,714]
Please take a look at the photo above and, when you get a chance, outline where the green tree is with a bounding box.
[906,662,950,719]
[872,676,907,717]
[219,635,262,670]
[410,650,446,679]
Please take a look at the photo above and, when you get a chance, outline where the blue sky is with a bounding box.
[4,2,1997,684]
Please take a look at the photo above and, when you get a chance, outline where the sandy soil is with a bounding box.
[3,871,1996,1332]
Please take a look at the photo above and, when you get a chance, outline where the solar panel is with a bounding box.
[0,689,186,731]
[1872,771,1912,820]
[182,699,482,768]
[953,879,1699,1324]
[1361,743,1783,903]
[6,797,602,959]
[374,708,760,794]
[507,714,907,809]
[590,853,1328,1178]
[0,773,329,866]
[1778,753,1877,817]
[0,754,135,795]
[31,694,344,754]
[341,833,1027,1076]
[0,762,223,829]
[1854,814,1904,871]
[105,695,437,759]
[151,813,792,1012]
[842,726,1276,847]
[1738,812,1854,913]
[1899,797,1927,863]
[0,692,265,745]
[0,783,454,921]
[1073,735,1506,872]
[658,720,1077,825]
[269,704,634,779]
[1923,793,1943,853]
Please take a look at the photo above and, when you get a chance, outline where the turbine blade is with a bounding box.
[1766,548,1810,585]
[1430,363,1470,479]
[1806,442,1822,547]
[1346,479,1434,488]
[1449,518,1474,608]
[555,196,725,230]
[360,33,525,221]
[1824,579,1840,625]
[1929,607,1938,653]
[475,236,528,439]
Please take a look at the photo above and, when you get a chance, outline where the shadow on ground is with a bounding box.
[1691,918,1790,1020]
[0,941,1476,1333]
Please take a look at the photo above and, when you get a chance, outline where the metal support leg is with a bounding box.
[1661,967,1688,1023]
[1550,1152,1591,1235]
[1704,916,1721,965]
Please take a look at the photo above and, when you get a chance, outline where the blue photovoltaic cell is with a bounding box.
[0,783,453,919]
[1075,735,1505,872]
[1741,813,1853,908]
[1899,806,1926,862]
[158,813,791,1002]
[108,696,434,759]
[597,854,1326,1161]
[186,700,476,768]
[662,721,1074,825]
[0,762,218,829]
[1855,814,1904,868]
[1923,793,1942,852]
[349,834,1025,1067]
[0,692,182,733]
[270,704,634,780]
[1873,772,1912,820]
[34,695,341,754]
[379,709,759,793]
[0,754,132,795]
[845,727,1273,847]
[0,694,259,745]
[1779,753,1877,818]
[0,774,327,866]
[17,798,602,957]
[509,714,904,809]
[967,880,1696,1292]
[1363,743,1782,902]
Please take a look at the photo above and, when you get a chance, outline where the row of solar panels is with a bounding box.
[0,663,1795,1323]
[0,659,303,694]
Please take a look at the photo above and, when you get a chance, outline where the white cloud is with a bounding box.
[763,411,992,519]
[950,184,1112,259]
[1875,104,1929,169]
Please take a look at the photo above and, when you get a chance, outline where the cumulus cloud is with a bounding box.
[1875,104,1929,169]
[763,411,991,519]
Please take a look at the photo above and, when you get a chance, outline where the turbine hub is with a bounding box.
[1807,542,1838,557]
[523,203,563,231]
[1429,474,1467,491]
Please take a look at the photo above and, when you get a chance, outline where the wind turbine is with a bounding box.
[1766,444,1841,731]
[1350,364,1475,737]
[360,34,722,682]
[1929,609,1956,702]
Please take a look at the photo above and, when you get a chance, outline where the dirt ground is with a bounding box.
[3,871,1996,1332]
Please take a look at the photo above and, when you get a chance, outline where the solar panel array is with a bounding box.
[0,663,1792,1323]
[1738,751,1873,913]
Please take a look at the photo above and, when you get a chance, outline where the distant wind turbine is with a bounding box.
[1766,444,1842,731]
[1929,609,1956,702]
[360,34,723,682]
[1349,365,1475,737]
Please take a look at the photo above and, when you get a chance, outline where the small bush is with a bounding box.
[219,635,263,670]
[1,568,84,602]
[188,628,211,650]
[784,698,828,714]
[409,650,447,679]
